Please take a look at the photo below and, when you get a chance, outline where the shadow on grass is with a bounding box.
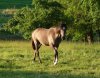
[0,59,98,78]
[0,59,24,70]
[0,70,97,78]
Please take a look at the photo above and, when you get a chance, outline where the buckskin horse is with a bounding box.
[31,23,66,65]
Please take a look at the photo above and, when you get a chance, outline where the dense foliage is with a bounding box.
[2,0,100,42]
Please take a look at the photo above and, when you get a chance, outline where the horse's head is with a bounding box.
[60,23,67,40]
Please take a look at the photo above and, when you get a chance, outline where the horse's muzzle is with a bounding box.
[62,36,65,40]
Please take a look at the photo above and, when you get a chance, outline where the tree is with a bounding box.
[63,0,100,43]
[3,0,100,42]
[4,0,65,39]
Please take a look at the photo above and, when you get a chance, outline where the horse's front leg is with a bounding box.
[51,45,58,65]
[54,47,58,65]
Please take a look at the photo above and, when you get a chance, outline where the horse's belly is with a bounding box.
[37,36,49,46]
[40,39,49,46]
[41,42,49,46]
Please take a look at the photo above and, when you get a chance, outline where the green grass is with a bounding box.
[0,40,100,78]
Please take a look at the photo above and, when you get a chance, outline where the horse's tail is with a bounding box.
[32,39,35,50]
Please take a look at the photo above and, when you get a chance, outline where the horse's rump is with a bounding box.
[32,28,49,46]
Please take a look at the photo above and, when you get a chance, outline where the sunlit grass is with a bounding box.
[0,40,100,78]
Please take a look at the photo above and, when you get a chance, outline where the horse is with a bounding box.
[31,23,66,65]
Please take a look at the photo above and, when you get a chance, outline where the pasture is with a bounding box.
[0,40,100,78]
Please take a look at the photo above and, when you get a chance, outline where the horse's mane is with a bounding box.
[50,25,60,29]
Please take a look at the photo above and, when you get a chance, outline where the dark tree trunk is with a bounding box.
[85,28,94,44]
[98,30,100,41]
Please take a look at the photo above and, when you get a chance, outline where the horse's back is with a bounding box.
[32,27,61,46]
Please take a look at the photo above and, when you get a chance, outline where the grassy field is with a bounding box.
[0,40,100,78]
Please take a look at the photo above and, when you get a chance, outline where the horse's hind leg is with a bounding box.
[35,41,42,63]
[37,50,42,63]
[32,40,36,61]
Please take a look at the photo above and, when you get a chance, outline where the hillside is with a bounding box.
[0,0,32,27]
[0,0,32,9]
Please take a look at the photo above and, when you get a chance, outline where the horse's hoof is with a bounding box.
[33,58,36,61]
[54,61,57,65]
[32,60,35,64]
[39,61,42,64]
[32,59,36,63]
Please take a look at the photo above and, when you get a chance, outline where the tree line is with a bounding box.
[1,0,100,43]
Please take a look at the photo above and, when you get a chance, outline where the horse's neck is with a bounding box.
[50,26,60,30]
[49,27,61,35]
